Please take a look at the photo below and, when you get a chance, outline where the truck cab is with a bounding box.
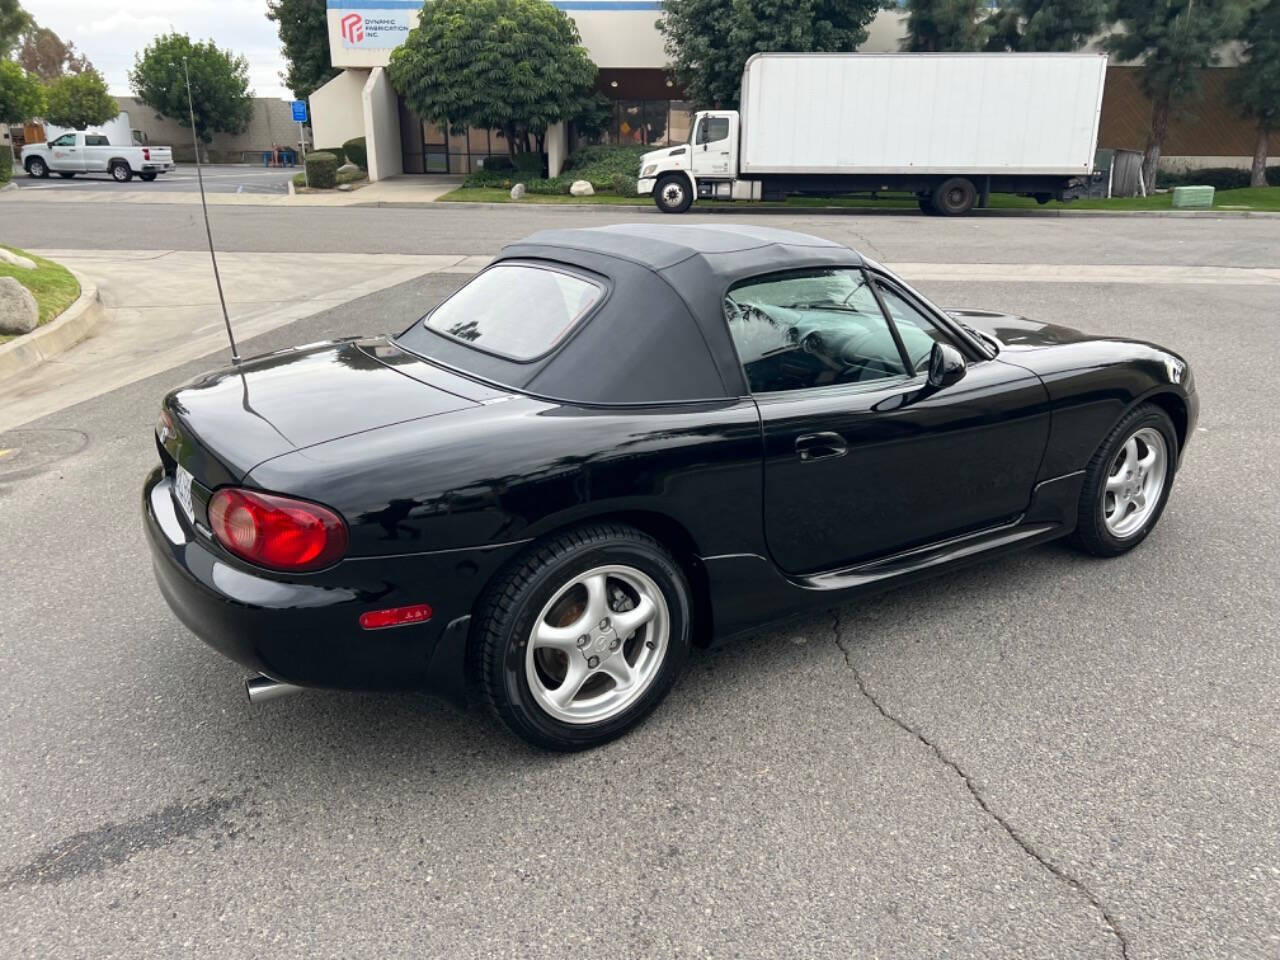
[638,111,751,213]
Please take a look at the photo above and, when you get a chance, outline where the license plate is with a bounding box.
[173,464,195,524]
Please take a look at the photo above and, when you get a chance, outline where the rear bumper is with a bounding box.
[143,466,520,703]
[139,164,173,173]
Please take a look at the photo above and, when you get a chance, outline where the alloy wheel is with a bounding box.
[525,564,670,725]
[1102,426,1168,538]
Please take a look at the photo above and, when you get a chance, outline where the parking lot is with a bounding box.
[5,162,297,195]
[0,199,1277,958]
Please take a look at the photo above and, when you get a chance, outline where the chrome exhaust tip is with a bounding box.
[245,675,305,704]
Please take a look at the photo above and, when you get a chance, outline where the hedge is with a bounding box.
[1158,165,1278,190]
[0,143,12,185]
[342,137,367,170]
[305,151,339,189]
[313,146,346,166]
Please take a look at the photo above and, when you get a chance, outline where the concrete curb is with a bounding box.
[430,198,1280,218]
[0,272,103,382]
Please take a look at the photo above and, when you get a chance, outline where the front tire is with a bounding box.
[654,174,692,214]
[1070,404,1178,557]
[471,523,691,751]
[26,157,48,178]
[109,161,132,183]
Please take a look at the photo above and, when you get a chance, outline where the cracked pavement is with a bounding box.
[1,205,1278,958]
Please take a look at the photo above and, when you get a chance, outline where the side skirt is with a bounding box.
[702,472,1083,641]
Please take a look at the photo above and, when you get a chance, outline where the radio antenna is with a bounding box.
[181,56,239,364]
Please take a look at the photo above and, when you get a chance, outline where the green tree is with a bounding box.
[0,57,44,123]
[18,24,93,80]
[1106,0,1249,190]
[267,0,339,99]
[43,69,117,129]
[1228,0,1280,187]
[129,33,253,145]
[985,0,1111,52]
[660,0,882,109]
[389,0,597,158]
[902,0,992,52]
[0,0,31,56]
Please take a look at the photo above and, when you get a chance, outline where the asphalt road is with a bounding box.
[5,164,296,194]
[1,205,1278,959]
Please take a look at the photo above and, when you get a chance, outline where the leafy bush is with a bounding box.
[313,146,346,165]
[305,151,339,189]
[342,136,367,170]
[563,144,649,191]
[483,155,514,172]
[611,172,637,196]
[1158,166,1279,190]
[0,144,12,185]
[464,166,515,188]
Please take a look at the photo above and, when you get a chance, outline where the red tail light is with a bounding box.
[143,148,150,161]
[208,488,348,572]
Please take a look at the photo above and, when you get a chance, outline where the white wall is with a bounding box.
[310,69,369,149]
[363,67,403,181]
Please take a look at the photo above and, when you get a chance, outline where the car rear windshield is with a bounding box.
[399,262,604,362]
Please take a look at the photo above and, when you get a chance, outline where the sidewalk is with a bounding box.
[0,249,488,432]
[0,175,465,207]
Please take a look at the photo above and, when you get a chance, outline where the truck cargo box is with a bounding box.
[739,53,1107,177]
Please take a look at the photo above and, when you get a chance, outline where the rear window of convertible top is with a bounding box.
[399,262,604,362]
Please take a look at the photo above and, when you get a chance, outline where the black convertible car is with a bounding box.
[145,224,1197,749]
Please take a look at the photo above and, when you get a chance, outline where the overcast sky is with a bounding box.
[28,1,292,100]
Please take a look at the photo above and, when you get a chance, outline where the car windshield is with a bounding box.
[398,263,604,362]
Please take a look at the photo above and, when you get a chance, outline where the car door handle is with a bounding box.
[795,432,847,462]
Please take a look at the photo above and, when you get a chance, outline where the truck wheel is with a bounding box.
[139,173,157,182]
[57,172,76,179]
[932,178,977,216]
[917,194,937,215]
[654,175,692,214]
[26,157,48,178]
[109,161,133,183]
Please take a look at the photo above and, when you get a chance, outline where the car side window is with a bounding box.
[724,268,909,394]
[51,134,76,146]
[874,282,951,373]
[697,117,729,144]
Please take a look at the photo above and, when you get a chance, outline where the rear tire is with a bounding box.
[26,157,48,178]
[471,523,691,751]
[57,171,76,179]
[139,173,157,182]
[109,161,132,183]
[931,177,977,216]
[1070,403,1178,557]
[654,174,692,214]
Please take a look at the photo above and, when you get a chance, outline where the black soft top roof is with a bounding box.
[404,224,864,405]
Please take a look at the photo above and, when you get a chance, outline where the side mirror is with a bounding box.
[927,342,966,389]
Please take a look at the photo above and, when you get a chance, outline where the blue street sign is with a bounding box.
[290,100,307,123]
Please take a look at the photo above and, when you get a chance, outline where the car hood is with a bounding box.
[640,144,689,167]
[944,309,1094,352]
[164,338,504,481]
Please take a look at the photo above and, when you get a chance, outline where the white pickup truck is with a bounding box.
[22,132,174,182]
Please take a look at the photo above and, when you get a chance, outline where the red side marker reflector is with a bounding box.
[359,604,433,630]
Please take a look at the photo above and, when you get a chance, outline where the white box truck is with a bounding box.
[637,52,1108,215]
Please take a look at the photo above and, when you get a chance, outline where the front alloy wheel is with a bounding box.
[1071,403,1177,556]
[472,523,690,750]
